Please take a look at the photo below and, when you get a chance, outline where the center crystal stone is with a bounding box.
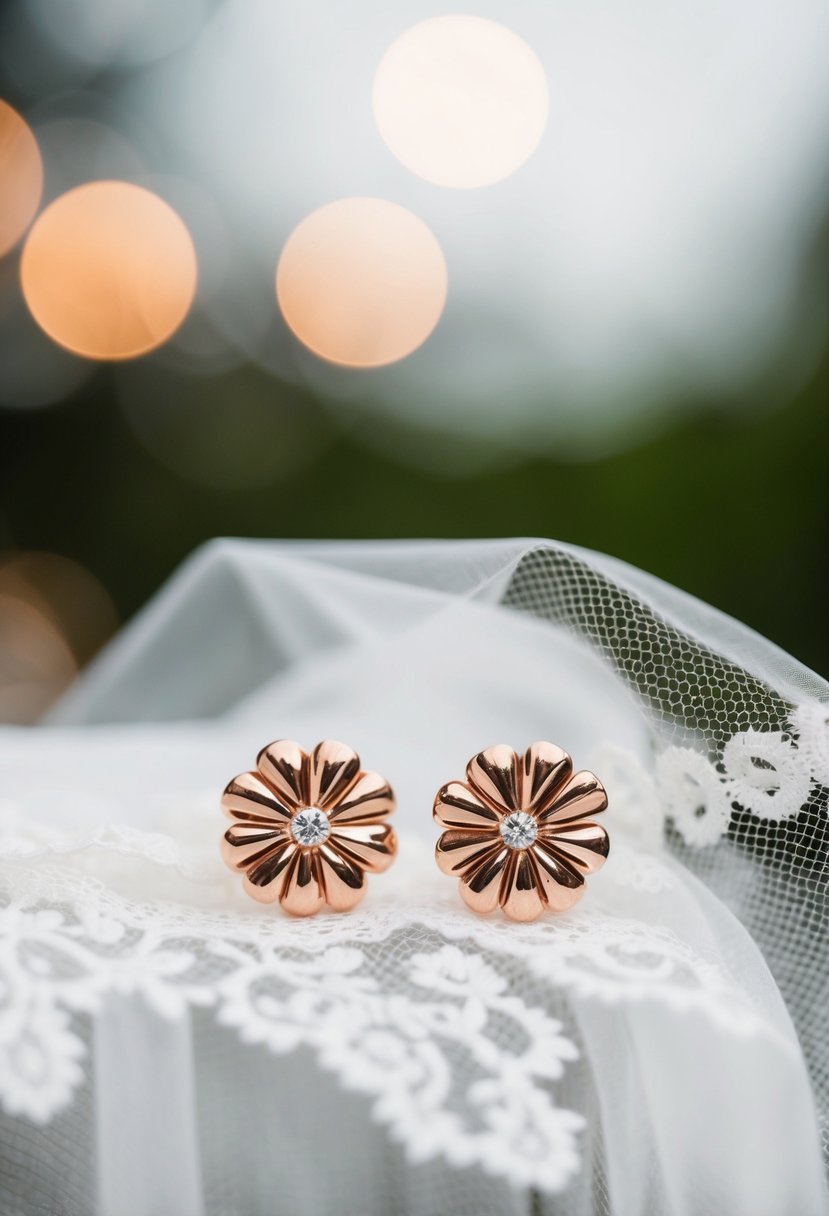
[290,806,331,847]
[499,811,538,850]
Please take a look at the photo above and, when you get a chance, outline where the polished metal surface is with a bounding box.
[221,739,397,916]
[433,742,609,922]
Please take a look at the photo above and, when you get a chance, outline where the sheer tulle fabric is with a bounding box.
[0,538,826,1216]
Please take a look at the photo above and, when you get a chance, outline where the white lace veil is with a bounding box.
[0,538,826,1215]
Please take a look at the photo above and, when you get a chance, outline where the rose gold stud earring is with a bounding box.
[221,739,397,916]
[433,742,609,923]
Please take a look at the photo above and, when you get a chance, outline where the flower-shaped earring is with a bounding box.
[221,739,397,916]
[433,742,609,922]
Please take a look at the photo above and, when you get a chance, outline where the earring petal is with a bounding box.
[532,841,586,912]
[521,742,572,813]
[433,781,501,831]
[222,771,294,826]
[537,770,608,827]
[466,744,522,813]
[279,848,324,917]
[241,839,298,904]
[435,830,502,876]
[327,771,395,826]
[330,823,397,873]
[257,739,307,808]
[317,844,366,912]
[308,740,361,809]
[540,822,610,873]
[459,845,510,915]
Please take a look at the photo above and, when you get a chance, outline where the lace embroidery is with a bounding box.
[652,707,828,846]
[219,940,586,1190]
[790,703,829,789]
[0,850,781,1185]
[655,747,733,846]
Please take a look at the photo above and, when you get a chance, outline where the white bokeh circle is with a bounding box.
[373,15,549,188]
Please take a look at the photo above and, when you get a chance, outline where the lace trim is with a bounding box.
[0,849,785,1192]
[606,706,828,848]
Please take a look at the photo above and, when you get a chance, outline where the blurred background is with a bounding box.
[0,0,827,723]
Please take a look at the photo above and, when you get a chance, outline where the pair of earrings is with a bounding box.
[220,738,609,923]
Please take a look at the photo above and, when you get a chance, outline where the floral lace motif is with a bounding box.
[647,705,828,847]
[0,839,780,1196]
[0,719,819,1189]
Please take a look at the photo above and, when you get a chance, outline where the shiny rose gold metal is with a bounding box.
[433,742,609,923]
[221,739,397,916]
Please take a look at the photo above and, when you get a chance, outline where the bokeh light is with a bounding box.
[20,180,197,360]
[276,197,447,368]
[0,99,43,256]
[0,595,77,723]
[373,15,548,189]
[0,552,118,723]
[108,0,829,435]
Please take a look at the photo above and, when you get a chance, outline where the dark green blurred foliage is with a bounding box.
[0,355,826,677]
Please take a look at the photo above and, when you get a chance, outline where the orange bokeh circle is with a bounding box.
[276,197,447,368]
[0,100,43,256]
[20,180,197,360]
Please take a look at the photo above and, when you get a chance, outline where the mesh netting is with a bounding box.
[503,544,829,1156]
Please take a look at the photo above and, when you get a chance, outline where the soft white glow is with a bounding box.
[373,15,549,188]
[276,197,447,367]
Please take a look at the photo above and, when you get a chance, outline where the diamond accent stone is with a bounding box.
[499,811,538,850]
[290,807,331,847]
